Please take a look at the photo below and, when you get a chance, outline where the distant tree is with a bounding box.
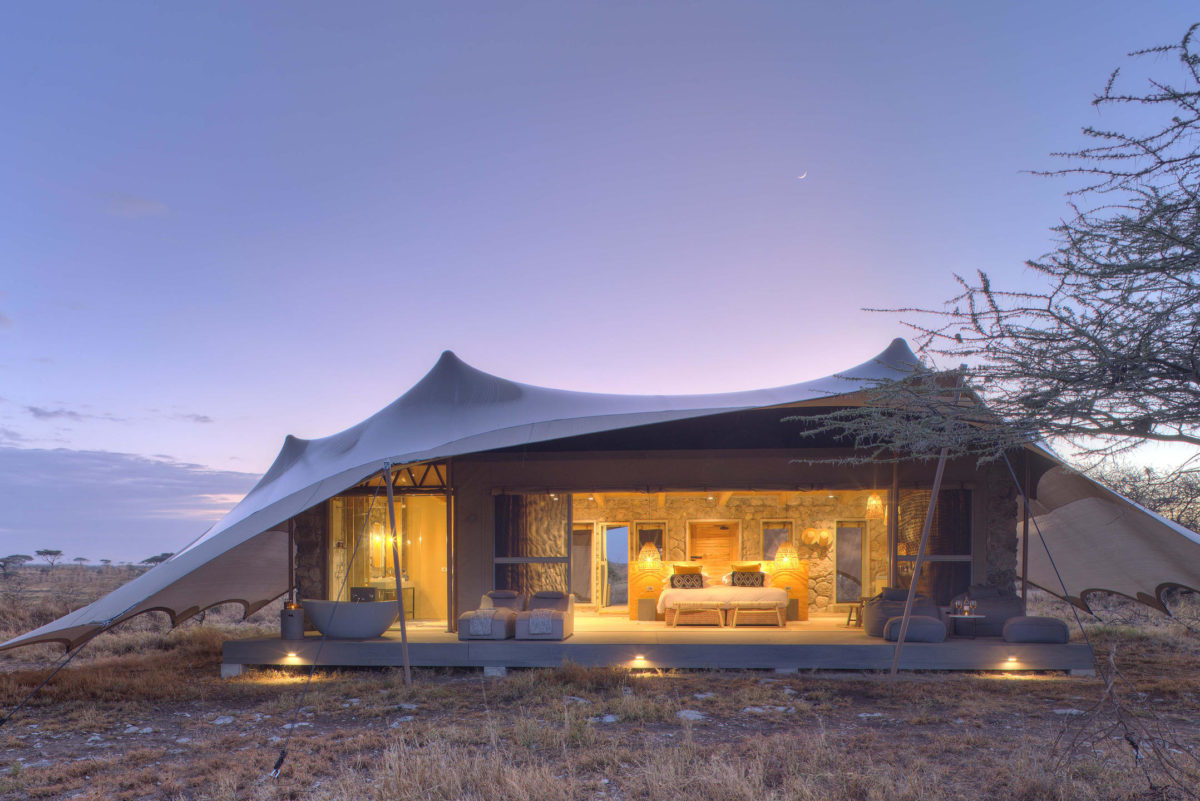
[0,554,33,578]
[1093,464,1200,533]
[72,557,89,567]
[141,552,174,566]
[35,549,63,569]
[100,558,112,567]
[851,25,1200,465]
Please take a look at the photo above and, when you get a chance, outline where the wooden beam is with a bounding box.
[655,492,666,509]
[592,493,605,509]
[717,492,734,507]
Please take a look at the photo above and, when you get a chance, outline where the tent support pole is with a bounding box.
[1021,453,1030,609]
[287,518,296,604]
[383,464,412,686]
[446,459,455,633]
[889,445,950,678]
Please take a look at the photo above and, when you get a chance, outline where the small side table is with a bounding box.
[636,598,658,621]
[846,600,864,628]
[947,613,986,638]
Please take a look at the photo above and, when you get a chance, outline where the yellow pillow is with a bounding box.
[731,561,761,573]
[673,563,703,575]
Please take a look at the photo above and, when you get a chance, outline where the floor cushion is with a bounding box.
[1002,616,1070,644]
[883,614,947,643]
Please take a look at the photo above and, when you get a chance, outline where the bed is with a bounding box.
[657,585,788,626]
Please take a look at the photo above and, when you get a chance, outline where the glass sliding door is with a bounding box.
[602,524,629,608]
[570,523,594,603]
[894,489,972,604]
[834,521,866,604]
[493,494,570,595]
[327,493,448,621]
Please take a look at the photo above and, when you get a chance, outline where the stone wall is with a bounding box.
[571,491,887,611]
[982,461,1019,592]
[293,502,328,602]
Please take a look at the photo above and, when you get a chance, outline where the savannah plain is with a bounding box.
[2,565,1199,801]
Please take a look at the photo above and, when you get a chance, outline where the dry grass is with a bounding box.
[2,578,1199,800]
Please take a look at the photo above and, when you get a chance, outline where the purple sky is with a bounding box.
[3,3,1195,561]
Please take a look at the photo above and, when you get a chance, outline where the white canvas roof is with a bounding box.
[1021,462,1200,611]
[3,338,1198,652]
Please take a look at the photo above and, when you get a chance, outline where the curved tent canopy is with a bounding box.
[7,337,1199,653]
[1022,462,1200,612]
[1,339,924,652]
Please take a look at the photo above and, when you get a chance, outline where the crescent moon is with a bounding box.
[796,171,808,180]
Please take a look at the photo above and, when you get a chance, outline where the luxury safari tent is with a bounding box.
[4,339,1199,676]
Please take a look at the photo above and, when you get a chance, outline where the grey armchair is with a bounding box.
[457,590,525,640]
[514,591,575,640]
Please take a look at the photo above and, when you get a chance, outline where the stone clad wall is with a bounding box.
[292,502,327,602]
[571,491,886,611]
[983,461,1019,593]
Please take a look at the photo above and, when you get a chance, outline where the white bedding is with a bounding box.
[657,585,787,614]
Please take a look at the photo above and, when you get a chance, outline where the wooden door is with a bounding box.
[688,522,739,578]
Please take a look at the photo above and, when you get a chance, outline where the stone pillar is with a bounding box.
[293,502,328,603]
[983,461,1018,593]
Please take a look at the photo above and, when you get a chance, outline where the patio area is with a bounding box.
[221,613,1095,675]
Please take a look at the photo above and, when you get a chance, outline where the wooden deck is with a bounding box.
[222,614,1095,675]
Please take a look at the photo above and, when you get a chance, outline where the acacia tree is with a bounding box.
[141,552,174,566]
[0,554,32,579]
[35,549,63,570]
[851,25,1200,466]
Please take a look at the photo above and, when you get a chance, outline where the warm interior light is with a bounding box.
[801,527,820,545]
[865,493,885,519]
[637,542,663,567]
[286,652,297,658]
[773,542,800,568]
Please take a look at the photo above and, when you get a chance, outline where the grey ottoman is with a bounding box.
[457,608,518,640]
[1002,616,1070,644]
[883,615,946,643]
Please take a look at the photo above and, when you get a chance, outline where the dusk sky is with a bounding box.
[3,3,1196,561]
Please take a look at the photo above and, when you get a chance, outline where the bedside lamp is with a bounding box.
[637,542,662,568]
[773,542,800,569]
[771,542,806,622]
[636,543,663,591]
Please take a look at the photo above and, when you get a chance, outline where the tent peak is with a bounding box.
[878,338,922,372]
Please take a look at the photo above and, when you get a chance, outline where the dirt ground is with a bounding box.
[2,622,1200,801]
[2,577,1200,801]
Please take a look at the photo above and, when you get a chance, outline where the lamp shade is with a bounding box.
[636,542,662,566]
[865,493,885,519]
[773,542,800,568]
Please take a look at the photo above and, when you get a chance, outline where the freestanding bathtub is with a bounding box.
[300,599,399,639]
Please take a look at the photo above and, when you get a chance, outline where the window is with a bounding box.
[635,522,665,556]
[834,521,865,603]
[762,521,793,561]
[493,494,570,595]
[894,489,972,604]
